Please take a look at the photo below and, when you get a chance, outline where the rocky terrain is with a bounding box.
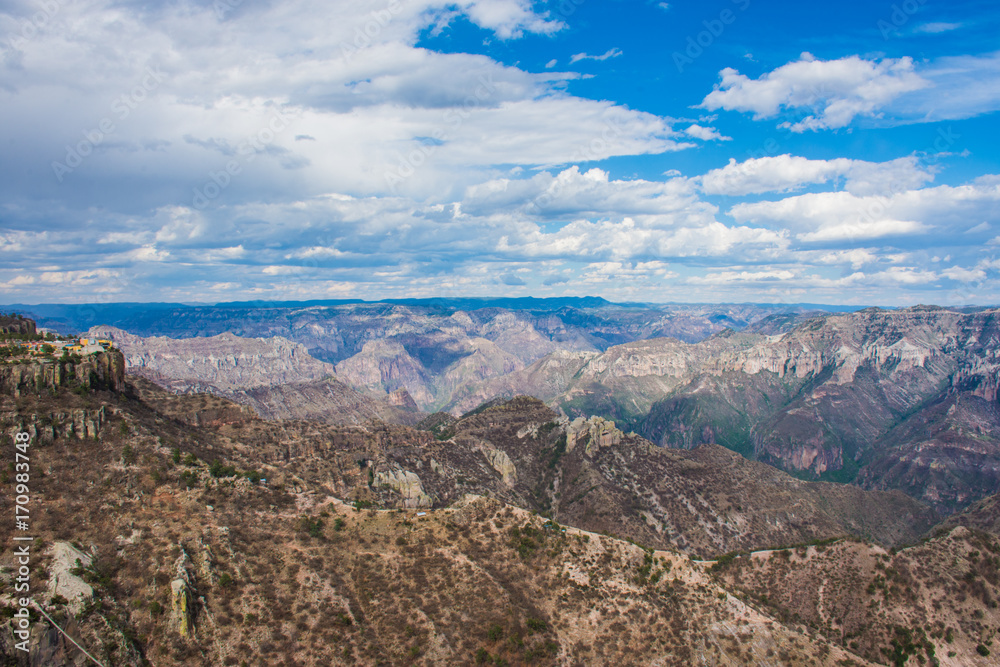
[75,305,1000,519]
[0,349,125,396]
[1,362,998,665]
[456,307,1000,516]
[0,315,36,336]
[19,298,832,413]
[87,327,419,427]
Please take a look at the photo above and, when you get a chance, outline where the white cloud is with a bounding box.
[700,54,928,131]
[914,22,961,34]
[730,180,1000,244]
[683,124,730,142]
[570,48,623,64]
[940,265,985,282]
[700,154,934,196]
[688,269,797,285]
[545,59,558,68]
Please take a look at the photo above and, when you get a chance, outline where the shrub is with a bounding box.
[209,460,238,478]
[179,470,199,489]
[474,648,490,664]
[525,617,547,633]
[299,516,324,538]
[121,443,136,465]
[487,624,503,642]
[218,573,234,588]
[977,645,991,657]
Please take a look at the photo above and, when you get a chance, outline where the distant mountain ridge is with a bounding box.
[30,300,841,414]
[473,306,1000,515]
[88,326,419,426]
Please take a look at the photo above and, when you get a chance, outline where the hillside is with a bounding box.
[0,372,994,666]
[465,307,1000,516]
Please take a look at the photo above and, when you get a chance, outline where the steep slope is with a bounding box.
[856,393,1000,514]
[2,382,880,667]
[87,326,337,391]
[27,300,833,414]
[711,527,1000,667]
[90,326,417,426]
[516,307,1000,513]
[129,384,936,558]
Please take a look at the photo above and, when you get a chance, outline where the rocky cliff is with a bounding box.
[0,349,125,396]
[88,326,335,391]
[88,327,417,426]
[484,307,1000,515]
[0,314,36,335]
[33,300,833,414]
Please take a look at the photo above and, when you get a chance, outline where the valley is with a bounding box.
[1,309,999,666]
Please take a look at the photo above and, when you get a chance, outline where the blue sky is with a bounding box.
[2,0,1000,305]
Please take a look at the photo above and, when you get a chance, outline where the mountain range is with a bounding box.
[82,303,1000,517]
[1,342,998,666]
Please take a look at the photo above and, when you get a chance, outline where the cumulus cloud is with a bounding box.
[730,180,1000,244]
[700,154,935,196]
[2,0,1000,306]
[683,124,730,142]
[700,54,928,131]
[0,0,694,211]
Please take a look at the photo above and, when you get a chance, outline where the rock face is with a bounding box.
[0,314,36,335]
[89,327,418,426]
[566,416,624,456]
[88,327,336,391]
[0,350,125,396]
[495,307,1000,515]
[48,542,93,612]
[31,300,832,413]
[373,469,433,508]
[479,441,518,485]
[170,550,196,638]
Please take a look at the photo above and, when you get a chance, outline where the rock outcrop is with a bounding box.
[47,542,93,612]
[479,442,518,485]
[0,349,125,396]
[566,416,623,456]
[373,469,433,508]
[170,550,197,638]
[89,327,419,426]
[0,315,36,335]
